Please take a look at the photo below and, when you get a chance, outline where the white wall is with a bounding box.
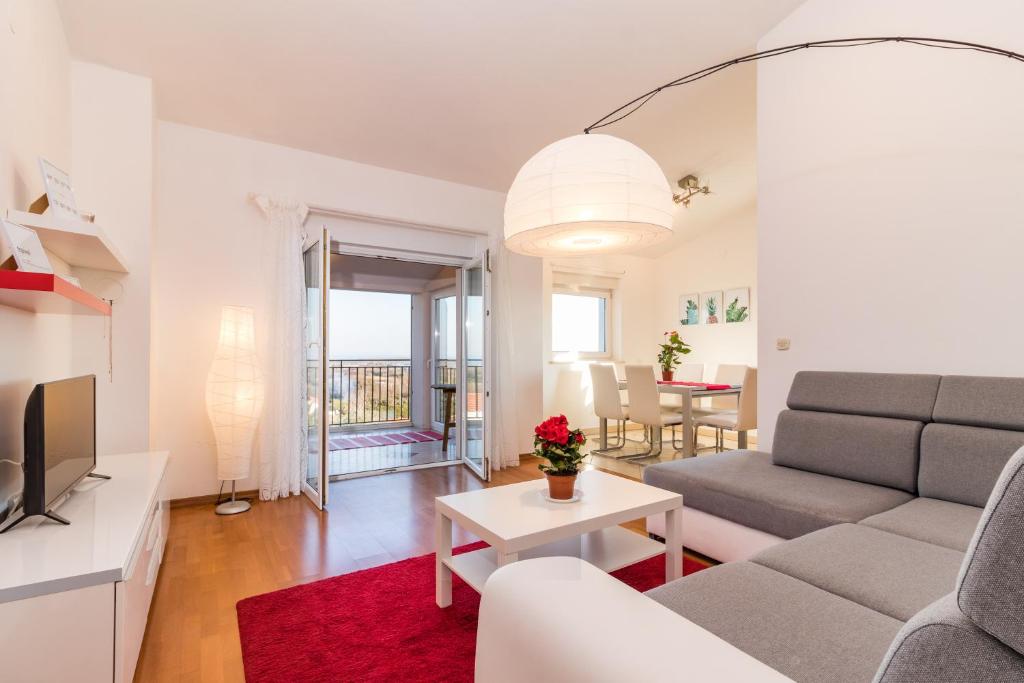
[152,122,543,499]
[0,0,73,523]
[654,207,758,382]
[757,0,1024,447]
[501,252,543,451]
[542,254,659,430]
[0,4,153,525]
[70,61,153,455]
[542,209,758,431]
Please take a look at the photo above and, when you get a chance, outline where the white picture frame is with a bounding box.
[724,287,751,323]
[0,219,53,274]
[38,157,79,220]
[679,293,699,325]
[700,290,723,325]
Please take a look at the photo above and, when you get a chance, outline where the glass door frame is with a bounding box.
[302,227,330,509]
[326,244,471,479]
[459,251,490,481]
[429,289,457,432]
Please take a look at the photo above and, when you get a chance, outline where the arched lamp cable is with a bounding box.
[583,37,1024,134]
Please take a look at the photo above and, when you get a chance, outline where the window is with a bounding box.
[551,289,611,357]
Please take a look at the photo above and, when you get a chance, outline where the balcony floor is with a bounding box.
[328,426,458,477]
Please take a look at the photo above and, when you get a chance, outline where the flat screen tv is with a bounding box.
[2,375,100,532]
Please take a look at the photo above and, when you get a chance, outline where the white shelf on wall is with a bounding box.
[5,209,128,273]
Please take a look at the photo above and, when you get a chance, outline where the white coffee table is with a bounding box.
[435,469,683,607]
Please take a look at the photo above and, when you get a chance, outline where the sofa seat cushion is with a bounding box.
[751,524,964,621]
[859,498,983,552]
[642,450,914,539]
[646,561,903,683]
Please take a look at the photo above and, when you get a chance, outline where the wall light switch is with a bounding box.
[776,338,791,351]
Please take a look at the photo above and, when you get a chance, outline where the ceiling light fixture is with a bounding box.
[504,37,1023,257]
[673,174,710,207]
[503,134,674,258]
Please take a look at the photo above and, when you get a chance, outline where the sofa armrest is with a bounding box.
[475,556,793,682]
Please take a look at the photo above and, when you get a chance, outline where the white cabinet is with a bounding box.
[0,583,115,682]
[0,452,170,682]
[115,471,169,682]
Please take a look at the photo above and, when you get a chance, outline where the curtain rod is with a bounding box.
[307,204,490,238]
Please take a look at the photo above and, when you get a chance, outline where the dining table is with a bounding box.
[610,380,743,457]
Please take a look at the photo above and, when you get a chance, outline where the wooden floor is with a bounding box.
[136,456,659,682]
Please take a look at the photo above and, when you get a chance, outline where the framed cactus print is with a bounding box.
[724,287,751,323]
[679,293,700,325]
[701,291,723,325]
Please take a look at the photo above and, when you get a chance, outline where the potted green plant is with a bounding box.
[534,415,587,500]
[657,330,693,381]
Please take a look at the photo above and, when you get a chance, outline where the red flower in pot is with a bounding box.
[533,415,587,500]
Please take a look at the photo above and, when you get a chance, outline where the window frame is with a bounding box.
[550,285,613,360]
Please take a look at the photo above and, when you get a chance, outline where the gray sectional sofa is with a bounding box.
[639,371,1024,681]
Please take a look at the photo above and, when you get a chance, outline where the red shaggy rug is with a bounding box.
[237,542,708,682]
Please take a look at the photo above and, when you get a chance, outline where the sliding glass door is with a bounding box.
[302,227,330,508]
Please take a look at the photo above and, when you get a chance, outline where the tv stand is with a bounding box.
[0,452,168,682]
[0,474,111,534]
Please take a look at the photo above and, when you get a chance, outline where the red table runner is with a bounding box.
[657,381,735,390]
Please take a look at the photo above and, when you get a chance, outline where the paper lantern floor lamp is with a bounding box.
[206,305,264,515]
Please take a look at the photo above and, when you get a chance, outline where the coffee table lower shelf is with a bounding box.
[444,526,664,594]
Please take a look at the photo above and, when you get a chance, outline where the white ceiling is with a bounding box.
[330,253,455,292]
[56,0,804,242]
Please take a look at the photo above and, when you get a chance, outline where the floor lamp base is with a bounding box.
[216,499,251,515]
[215,480,251,515]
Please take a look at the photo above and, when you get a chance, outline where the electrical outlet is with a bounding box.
[776,338,791,351]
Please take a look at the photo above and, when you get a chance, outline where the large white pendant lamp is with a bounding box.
[503,133,674,257]
[206,305,264,515]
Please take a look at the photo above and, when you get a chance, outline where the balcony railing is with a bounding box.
[311,358,483,429]
[434,359,483,420]
[328,359,410,427]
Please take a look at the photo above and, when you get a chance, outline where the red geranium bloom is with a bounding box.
[535,415,571,445]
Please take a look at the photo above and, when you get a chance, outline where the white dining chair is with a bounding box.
[674,363,705,382]
[624,364,686,459]
[589,363,631,456]
[695,366,757,452]
[691,362,748,419]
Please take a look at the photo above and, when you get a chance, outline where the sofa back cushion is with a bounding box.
[932,376,1024,431]
[957,447,1024,656]
[918,424,1024,507]
[772,410,922,493]
[786,371,940,421]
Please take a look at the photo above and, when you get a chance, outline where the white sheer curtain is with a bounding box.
[489,238,523,471]
[251,194,309,500]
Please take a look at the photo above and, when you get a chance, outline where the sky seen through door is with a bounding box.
[330,290,411,359]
